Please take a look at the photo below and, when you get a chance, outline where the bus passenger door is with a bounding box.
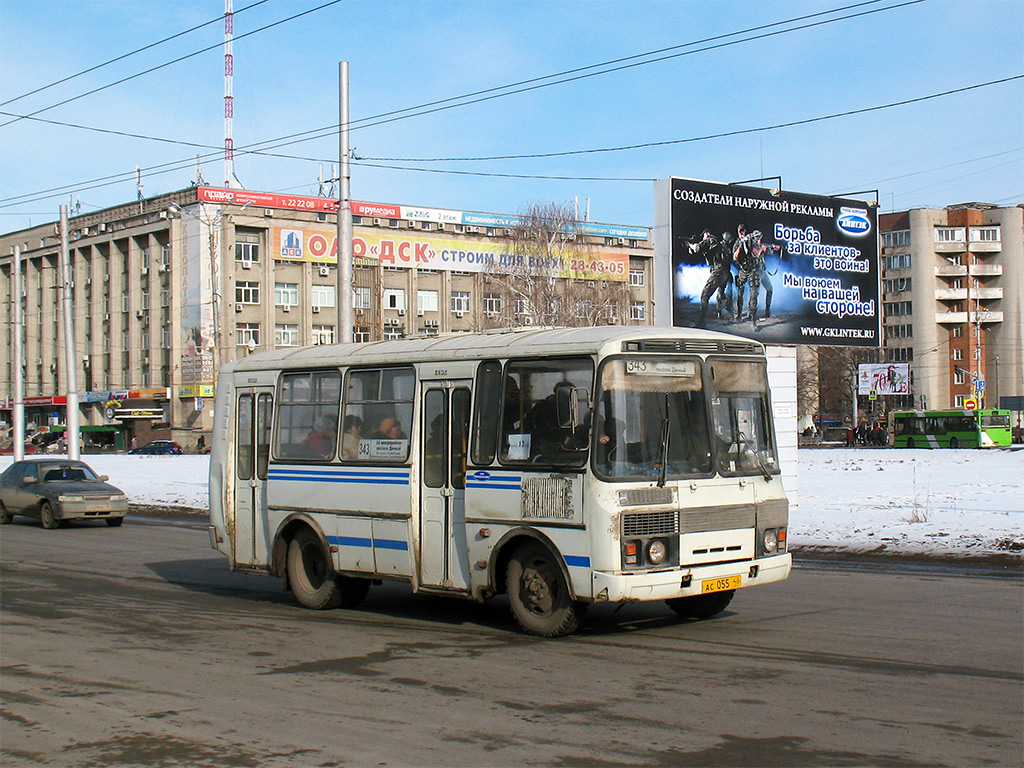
[419,383,472,591]
[234,389,273,567]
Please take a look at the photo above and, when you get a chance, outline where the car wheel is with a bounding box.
[506,541,585,637]
[0,502,13,525]
[106,517,124,527]
[39,501,59,530]
[666,590,735,620]
[287,528,344,610]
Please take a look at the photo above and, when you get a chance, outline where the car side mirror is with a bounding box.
[100,475,109,481]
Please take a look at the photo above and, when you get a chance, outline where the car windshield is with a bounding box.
[593,357,712,481]
[38,464,100,482]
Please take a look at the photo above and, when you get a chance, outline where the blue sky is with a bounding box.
[1,0,1021,233]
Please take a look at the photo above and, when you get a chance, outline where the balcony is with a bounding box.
[935,264,967,278]
[972,310,1003,324]
[968,241,1001,253]
[935,241,966,253]
[934,287,968,301]
[969,264,1002,277]
[935,311,968,324]
[973,286,1003,300]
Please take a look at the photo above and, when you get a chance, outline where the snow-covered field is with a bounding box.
[3,449,1021,558]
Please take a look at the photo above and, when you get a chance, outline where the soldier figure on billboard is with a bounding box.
[689,229,734,327]
[733,227,780,325]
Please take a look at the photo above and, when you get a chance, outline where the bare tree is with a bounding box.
[480,201,632,329]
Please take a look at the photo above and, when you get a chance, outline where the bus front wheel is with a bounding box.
[287,528,344,610]
[506,542,585,637]
[666,590,735,620]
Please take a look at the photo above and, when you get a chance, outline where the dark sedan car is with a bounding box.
[0,458,128,529]
[128,440,182,455]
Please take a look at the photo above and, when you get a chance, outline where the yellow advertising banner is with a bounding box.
[273,226,628,281]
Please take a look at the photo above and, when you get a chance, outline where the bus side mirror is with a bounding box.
[556,386,590,430]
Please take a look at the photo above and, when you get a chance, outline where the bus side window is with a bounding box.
[471,360,501,465]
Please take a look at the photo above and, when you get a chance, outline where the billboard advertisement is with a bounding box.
[271,225,630,281]
[857,363,910,395]
[661,178,880,347]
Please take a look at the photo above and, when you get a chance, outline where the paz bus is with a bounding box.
[890,408,1012,449]
[208,326,791,636]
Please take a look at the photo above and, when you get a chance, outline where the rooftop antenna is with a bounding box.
[136,165,144,211]
[194,154,206,186]
[224,0,235,188]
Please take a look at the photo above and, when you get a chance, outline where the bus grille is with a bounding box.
[623,510,679,537]
[521,476,574,520]
[680,505,756,533]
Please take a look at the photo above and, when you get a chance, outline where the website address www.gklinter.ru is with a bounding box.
[800,327,875,339]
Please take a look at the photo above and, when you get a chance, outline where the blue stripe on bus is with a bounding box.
[269,469,409,485]
[564,555,590,568]
[466,481,522,491]
[327,535,409,552]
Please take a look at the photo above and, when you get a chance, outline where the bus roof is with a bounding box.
[223,326,764,374]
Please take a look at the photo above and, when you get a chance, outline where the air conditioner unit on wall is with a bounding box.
[282,305,290,312]
[312,306,321,313]
[318,266,330,276]
[398,309,406,316]
[241,261,252,270]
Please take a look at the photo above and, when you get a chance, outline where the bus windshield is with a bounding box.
[594,357,712,481]
[707,359,778,478]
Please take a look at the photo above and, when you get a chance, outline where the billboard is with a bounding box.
[857,363,910,395]
[659,178,880,347]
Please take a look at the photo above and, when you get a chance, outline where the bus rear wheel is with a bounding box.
[666,590,735,620]
[287,528,344,610]
[506,542,585,637]
[949,437,959,449]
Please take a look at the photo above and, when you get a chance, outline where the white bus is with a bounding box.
[209,326,791,636]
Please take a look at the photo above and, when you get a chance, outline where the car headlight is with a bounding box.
[110,494,127,501]
[58,494,85,503]
[647,539,668,565]
[763,528,778,553]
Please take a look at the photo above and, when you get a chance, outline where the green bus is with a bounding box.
[890,408,1012,449]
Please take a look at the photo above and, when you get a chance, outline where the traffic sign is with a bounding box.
[964,398,978,411]
[976,378,986,392]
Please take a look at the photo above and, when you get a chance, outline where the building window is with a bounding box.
[483,293,502,315]
[883,253,912,270]
[236,322,260,347]
[275,282,298,307]
[353,286,371,310]
[274,323,299,347]
[312,284,336,308]
[883,278,911,294]
[952,325,964,338]
[312,325,335,345]
[383,327,404,340]
[970,227,1000,243]
[236,281,260,305]
[353,326,370,343]
[935,227,964,243]
[451,291,471,313]
[882,230,911,248]
[953,394,964,407]
[630,301,646,321]
[952,348,964,361]
[417,289,439,313]
[235,241,260,264]
[954,368,966,385]
[515,298,533,317]
[383,288,406,311]
[884,301,912,317]
[629,268,645,287]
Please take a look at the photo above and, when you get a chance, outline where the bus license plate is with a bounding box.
[701,575,742,594]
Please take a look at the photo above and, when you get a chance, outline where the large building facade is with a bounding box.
[1,187,654,450]
[878,203,1023,413]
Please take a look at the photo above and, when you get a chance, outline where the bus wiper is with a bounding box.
[737,430,772,482]
[657,400,670,488]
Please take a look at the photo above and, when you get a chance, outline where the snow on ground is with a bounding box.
[3,449,1021,558]
[795,448,1023,558]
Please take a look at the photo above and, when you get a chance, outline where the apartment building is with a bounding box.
[0,187,654,450]
[879,203,1023,412]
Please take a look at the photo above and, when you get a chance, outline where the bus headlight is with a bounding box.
[763,529,778,553]
[647,539,668,565]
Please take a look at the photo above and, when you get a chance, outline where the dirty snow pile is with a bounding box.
[3,449,1021,558]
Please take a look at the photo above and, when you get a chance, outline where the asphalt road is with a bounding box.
[2,516,1021,768]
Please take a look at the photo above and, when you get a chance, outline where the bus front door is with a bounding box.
[234,389,273,567]
[419,383,472,591]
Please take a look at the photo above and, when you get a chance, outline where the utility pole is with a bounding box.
[12,245,25,461]
[58,205,81,460]
[337,60,353,343]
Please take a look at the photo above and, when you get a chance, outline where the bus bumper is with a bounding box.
[590,553,792,604]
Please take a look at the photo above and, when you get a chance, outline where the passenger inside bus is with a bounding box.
[302,416,337,459]
[341,415,363,460]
